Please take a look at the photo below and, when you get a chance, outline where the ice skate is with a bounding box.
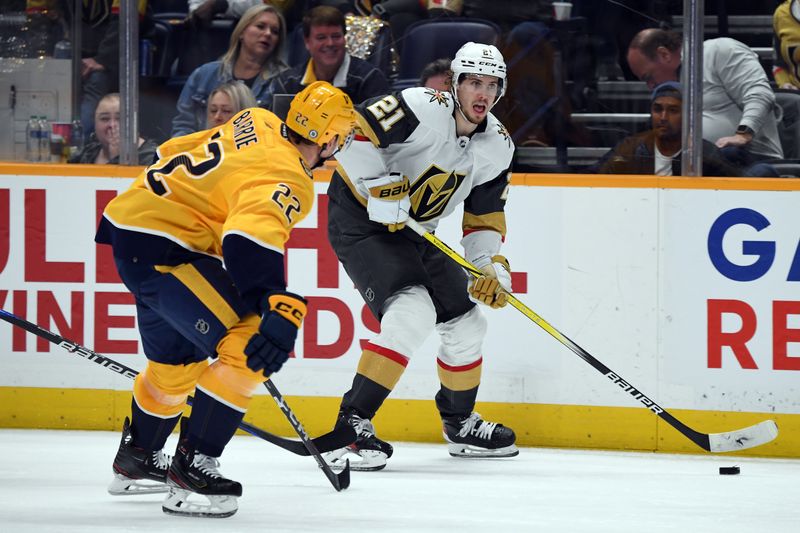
[108,417,170,495]
[324,410,393,472]
[443,412,519,458]
[162,440,242,518]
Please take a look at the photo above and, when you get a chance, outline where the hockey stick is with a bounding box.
[264,380,350,491]
[0,309,356,460]
[404,219,779,453]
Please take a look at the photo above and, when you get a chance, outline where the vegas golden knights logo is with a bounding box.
[410,165,466,221]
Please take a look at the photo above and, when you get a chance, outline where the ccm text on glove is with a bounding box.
[244,292,307,376]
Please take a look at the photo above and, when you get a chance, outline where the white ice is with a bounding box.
[0,429,797,532]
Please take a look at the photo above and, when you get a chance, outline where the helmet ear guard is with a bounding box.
[287,81,357,151]
[450,42,507,107]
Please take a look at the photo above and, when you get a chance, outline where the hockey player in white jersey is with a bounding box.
[325,42,518,471]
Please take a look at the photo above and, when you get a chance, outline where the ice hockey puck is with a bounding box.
[719,466,740,475]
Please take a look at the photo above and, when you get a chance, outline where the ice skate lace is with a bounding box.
[191,453,222,479]
[151,450,171,470]
[458,412,496,441]
[351,416,376,438]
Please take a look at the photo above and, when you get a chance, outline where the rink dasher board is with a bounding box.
[0,166,797,456]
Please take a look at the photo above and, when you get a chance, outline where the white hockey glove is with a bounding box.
[361,172,411,232]
[469,255,512,309]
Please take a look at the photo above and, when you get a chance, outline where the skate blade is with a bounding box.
[324,447,387,472]
[447,443,520,458]
[162,487,238,518]
[108,473,169,496]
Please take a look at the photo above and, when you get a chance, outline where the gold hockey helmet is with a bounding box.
[287,81,356,151]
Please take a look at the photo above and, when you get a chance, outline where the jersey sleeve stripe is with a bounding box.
[221,230,285,255]
[355,111,381,146]
[462,211,507,238]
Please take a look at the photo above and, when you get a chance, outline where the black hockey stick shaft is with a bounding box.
[264,379,350,491]
[0,309,355,458]
[404,220,776,453]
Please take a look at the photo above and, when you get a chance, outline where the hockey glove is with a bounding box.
[244,291,307,377]
[469,255,512,309]
[361,172,411,232]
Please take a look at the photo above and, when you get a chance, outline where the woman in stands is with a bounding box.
[171,4,287,136]
[206,80,258,129]
[69,93,157,165]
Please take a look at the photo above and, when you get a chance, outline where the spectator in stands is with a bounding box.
[69,93,158,165]
[268,5,390,105]
[171,4,287,137]
[773,0,800,90]
[490,15,589,146]
[419,58,451,91]
[206,80,258,128]
[573,0,673,82]
[26,0,150,142]
[626,29,784,174]
[595,82,742,176]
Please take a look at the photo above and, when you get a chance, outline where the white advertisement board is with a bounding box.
[0,174,797,415]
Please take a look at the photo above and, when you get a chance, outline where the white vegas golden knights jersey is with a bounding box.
[331,87,515,237]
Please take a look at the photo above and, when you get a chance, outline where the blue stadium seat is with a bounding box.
[392,18,501,89]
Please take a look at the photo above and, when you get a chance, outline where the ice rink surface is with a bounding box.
[1,428,797,532]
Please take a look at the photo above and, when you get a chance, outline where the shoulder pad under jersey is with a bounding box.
[471,114,515,170]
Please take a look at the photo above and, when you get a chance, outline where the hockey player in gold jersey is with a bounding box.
[95,81,355,518]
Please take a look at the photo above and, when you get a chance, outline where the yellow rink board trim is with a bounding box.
[1,387,796,458]
[3,163,800,191]
[2,162,142,178]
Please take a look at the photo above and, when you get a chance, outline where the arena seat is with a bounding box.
[392,18,501,89]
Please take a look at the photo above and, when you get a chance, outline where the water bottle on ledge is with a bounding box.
[38,116,51,162]
[70,119,84,158]
[26,116,41,162]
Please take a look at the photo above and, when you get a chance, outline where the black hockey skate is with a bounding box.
[108,417,171,496]
[324,409,393,472]
[442,412,519,458]
[163,440,242,518]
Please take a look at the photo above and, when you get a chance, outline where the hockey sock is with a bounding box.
[435,386,480,419]
[340,342,409,419]
[341,374,392,420]
[435,357,482,418]
[185,388,245,457]
[130,400,181,450]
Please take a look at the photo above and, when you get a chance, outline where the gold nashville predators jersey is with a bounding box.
[774,0,800,87]
[100,108,315,262]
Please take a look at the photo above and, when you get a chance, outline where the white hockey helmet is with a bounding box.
[450,42,507,105]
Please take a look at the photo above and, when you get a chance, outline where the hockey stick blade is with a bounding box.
[238,419,356,456]
[708,420,779,453]
[0,309,354,458]
[404,220,780,454]
[264,379,351,491]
